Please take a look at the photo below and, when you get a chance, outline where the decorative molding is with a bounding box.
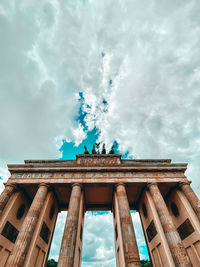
[76,154,121,166]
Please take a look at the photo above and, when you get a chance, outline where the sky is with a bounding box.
[0,0,200,265]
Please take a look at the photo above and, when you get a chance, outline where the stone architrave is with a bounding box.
[147,182,191,267]
[179,181,200,221]
[115,183,141,267]
[6,183,49,267]
[58,183,82,267]
[0,183,16,221]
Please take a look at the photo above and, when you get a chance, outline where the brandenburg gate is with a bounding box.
[0,154,200,266]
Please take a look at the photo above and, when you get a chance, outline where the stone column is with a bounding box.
[0,183,16,221]
[58,183,82,267]
[179,181,200,221]
[147,182,191,267]
[7,183,49,267]
[115,183,141,267]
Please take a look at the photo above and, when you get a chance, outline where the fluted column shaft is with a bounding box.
[180,181,200,221]
[148,182,191,267]
[7,183,49,267]
[58,183,82,267]
[116,183,141,267]
[0,183,16,221]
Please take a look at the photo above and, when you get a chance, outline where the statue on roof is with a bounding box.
[92,144,97,154]
[96,143,100,154]
[109,144,115,154]
[84,145,89,154]
[101,144,106,154]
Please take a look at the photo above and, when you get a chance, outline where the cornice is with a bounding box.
[7,164,187,174]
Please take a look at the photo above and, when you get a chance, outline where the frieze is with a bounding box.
[15,173,24,178]
[11,170,186,180]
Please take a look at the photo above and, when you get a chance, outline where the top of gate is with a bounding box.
[76,154,121,165]
[21,154,174,168]
[7,154,188,176]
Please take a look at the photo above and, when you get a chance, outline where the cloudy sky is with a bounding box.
[1,0,200,265]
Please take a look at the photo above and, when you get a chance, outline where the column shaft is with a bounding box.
[7,183,49,267]
[0,183,16,220]
[180,181,200,221]
[58,183,82,267]
[148,183,191,267]
[116,183,141,267]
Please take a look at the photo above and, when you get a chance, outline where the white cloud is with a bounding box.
[49,211,148,265]
[49,212,117,266]
[0,0,86,169]
[76,0,200,196]
[49,211,66,261]
[72,123,87,146]
[82,212,116,267]
[0,0,89,188]
[131,212,148,260]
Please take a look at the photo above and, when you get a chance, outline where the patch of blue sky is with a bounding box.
[139,245,150,260]
[59,128,99,159]
[60,91,128,159]
[102,98,109,112]
[88,210,110,215]
[76,92,87,131]
[59,131,127,159]
[130,210,137,213]
[59,91,100,159]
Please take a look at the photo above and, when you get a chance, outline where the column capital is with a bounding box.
[179,180,200,221]
[3,183,17,189]
[179,180,192,187]
[0,182,18,221]
[115,183,126,192]
[72,183,82,188]
[38,183,50,189]
[115,182,125,187]
[147,182,158,188]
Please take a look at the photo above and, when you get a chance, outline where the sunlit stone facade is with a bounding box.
[0,154,200,266]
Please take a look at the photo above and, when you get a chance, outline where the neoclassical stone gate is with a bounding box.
[0,154,200,267]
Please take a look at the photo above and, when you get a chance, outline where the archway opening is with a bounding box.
[47,211,67,264]
[82,211,116,266]
[130,210,151,266]
[47,210,151,266]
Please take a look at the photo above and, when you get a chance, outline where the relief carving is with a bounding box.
[77,155,121,166]
[12,170,184,180]
[16,173,23,178]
